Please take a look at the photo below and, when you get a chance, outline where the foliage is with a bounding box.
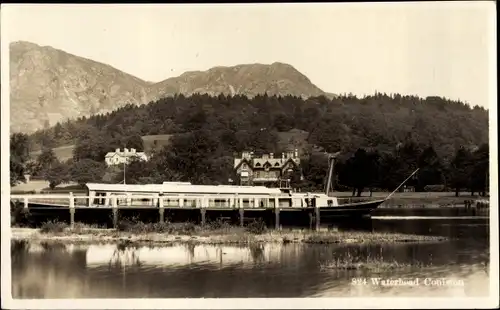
[36,147,58,174]
[40,220,69,233]
[245,219,267,234]
[20,93,489,193]
[337,148,380,196]
[447,147,474,196]
[44,161,71,189]
[11,201,32,227]
[10,133,30,186]
[69,159,106,185]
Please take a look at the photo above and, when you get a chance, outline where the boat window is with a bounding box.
[328,199,333,206]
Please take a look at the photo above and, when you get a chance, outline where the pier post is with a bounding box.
[112,197,118,229]
[239,208,244,227]
[315,206,320,231]
[69,192,75,229]
[158,195,164,223]
[275,207,280,230]
[88,190,95,207]
[105,193,110,206]
[308,212,313,230]
[274,197,280,230]
[23,197,28,209]
[201,208,206,226]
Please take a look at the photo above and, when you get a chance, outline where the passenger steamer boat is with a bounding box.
[12,155,418,228]
[84,181,385,218]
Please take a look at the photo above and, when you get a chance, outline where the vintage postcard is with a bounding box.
[1,2,498,309]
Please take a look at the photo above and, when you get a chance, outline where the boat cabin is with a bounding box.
[84,182,339,209]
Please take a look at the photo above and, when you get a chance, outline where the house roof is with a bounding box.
[234,157,251,169]
[105,151,147,158]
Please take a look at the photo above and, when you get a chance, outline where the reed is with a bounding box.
[115,216,267,235]
[319,251,431,271]
[30,220,447,246]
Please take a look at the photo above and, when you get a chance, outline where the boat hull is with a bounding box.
[317,199,385,218]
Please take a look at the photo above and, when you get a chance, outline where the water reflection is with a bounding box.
[11,218,490,299]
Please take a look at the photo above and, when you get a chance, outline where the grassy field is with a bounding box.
[28,135,173,162]
[30,145,75,162]
[11,181,81,194]
[141,134,174,151]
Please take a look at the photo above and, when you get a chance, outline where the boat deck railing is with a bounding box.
[10,193,322,209]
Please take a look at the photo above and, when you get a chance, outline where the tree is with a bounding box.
[44,161,70,189]
[308,120,351,154]
[300,153,330,191]
[416,146,444,191]
[123,134,144,151]
[448,147,473,197]
[469,144,489,196]
[70,159,106,185]
[73,134,115,162]
[273,113,294,132]
[37,147,58,177]
[10,133,30,186]
[111,158,156,184]
[338,149,380,197]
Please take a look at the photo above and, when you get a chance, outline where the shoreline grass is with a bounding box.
[11,219,448,246]
[319,251,433,271]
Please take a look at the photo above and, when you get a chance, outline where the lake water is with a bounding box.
[11,217,490,298]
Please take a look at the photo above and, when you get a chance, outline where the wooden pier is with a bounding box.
[10,192,331,230]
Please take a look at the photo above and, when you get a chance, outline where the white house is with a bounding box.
[104,148,148,166]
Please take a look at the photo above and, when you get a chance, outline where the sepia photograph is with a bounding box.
[1,2,498,309]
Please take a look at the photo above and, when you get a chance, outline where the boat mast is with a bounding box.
[325,152,340,196]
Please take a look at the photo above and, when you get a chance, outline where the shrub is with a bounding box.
[40,220,68,233]
[169,222,197,235]
[207,218,232,231]
[11,201,32,227]
[245,219,267,234]
[116,218,136,232]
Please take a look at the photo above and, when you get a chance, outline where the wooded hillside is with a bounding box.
[13,93,489,196]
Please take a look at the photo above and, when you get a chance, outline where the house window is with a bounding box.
[255,163,261,167]
[274,162,280,167]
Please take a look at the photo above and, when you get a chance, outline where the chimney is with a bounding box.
[124,148,129,153]
[131,148,136,153]
[282,153,285,160]
[270,153,274,159]
[294,149,298,158]
[115,148,120,153]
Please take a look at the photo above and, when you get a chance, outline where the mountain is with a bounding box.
[146,62,325,102]
[9,41,152,133]
[9,41,326,133]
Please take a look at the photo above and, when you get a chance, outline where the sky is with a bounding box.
[1,2,496,108]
